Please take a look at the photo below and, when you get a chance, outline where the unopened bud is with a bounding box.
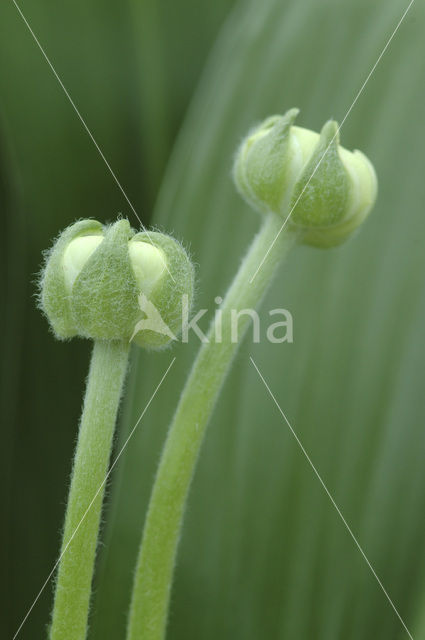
[233,109,377,247]
[39,219,194,348]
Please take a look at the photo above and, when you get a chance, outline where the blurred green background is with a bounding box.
[2,0,425,638]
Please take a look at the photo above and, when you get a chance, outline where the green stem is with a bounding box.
[127,213,297,640]
[49,339,130,640]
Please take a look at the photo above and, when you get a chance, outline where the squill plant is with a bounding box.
[126,108,377,640]
[37,108,377,640]
[38,219,194,640]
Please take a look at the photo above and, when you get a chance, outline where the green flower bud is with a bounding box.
[39,219,194,349]
[233,108,377,247]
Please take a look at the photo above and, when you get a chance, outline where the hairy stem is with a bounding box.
[50,339,130,640]
[127,213,297,640]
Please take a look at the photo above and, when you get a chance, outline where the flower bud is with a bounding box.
[233,109,377,247]
[39,219,194,349]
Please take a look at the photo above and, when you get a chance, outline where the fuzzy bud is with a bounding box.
[233,108,377,247]
[39,219,194,349]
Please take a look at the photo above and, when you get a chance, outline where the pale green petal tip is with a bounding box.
[39,219,195,349]
[39,219,103,339]
[130,231,195,349]
[233,109,378,248]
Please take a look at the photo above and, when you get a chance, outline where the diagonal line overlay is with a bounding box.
[11,0,175,282]
[249,0,415,284]
[12,357,176,640]
[250,356,414,640]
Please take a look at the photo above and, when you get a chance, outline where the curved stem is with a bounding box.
[49,339,130,640]
[127,213,297,640]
